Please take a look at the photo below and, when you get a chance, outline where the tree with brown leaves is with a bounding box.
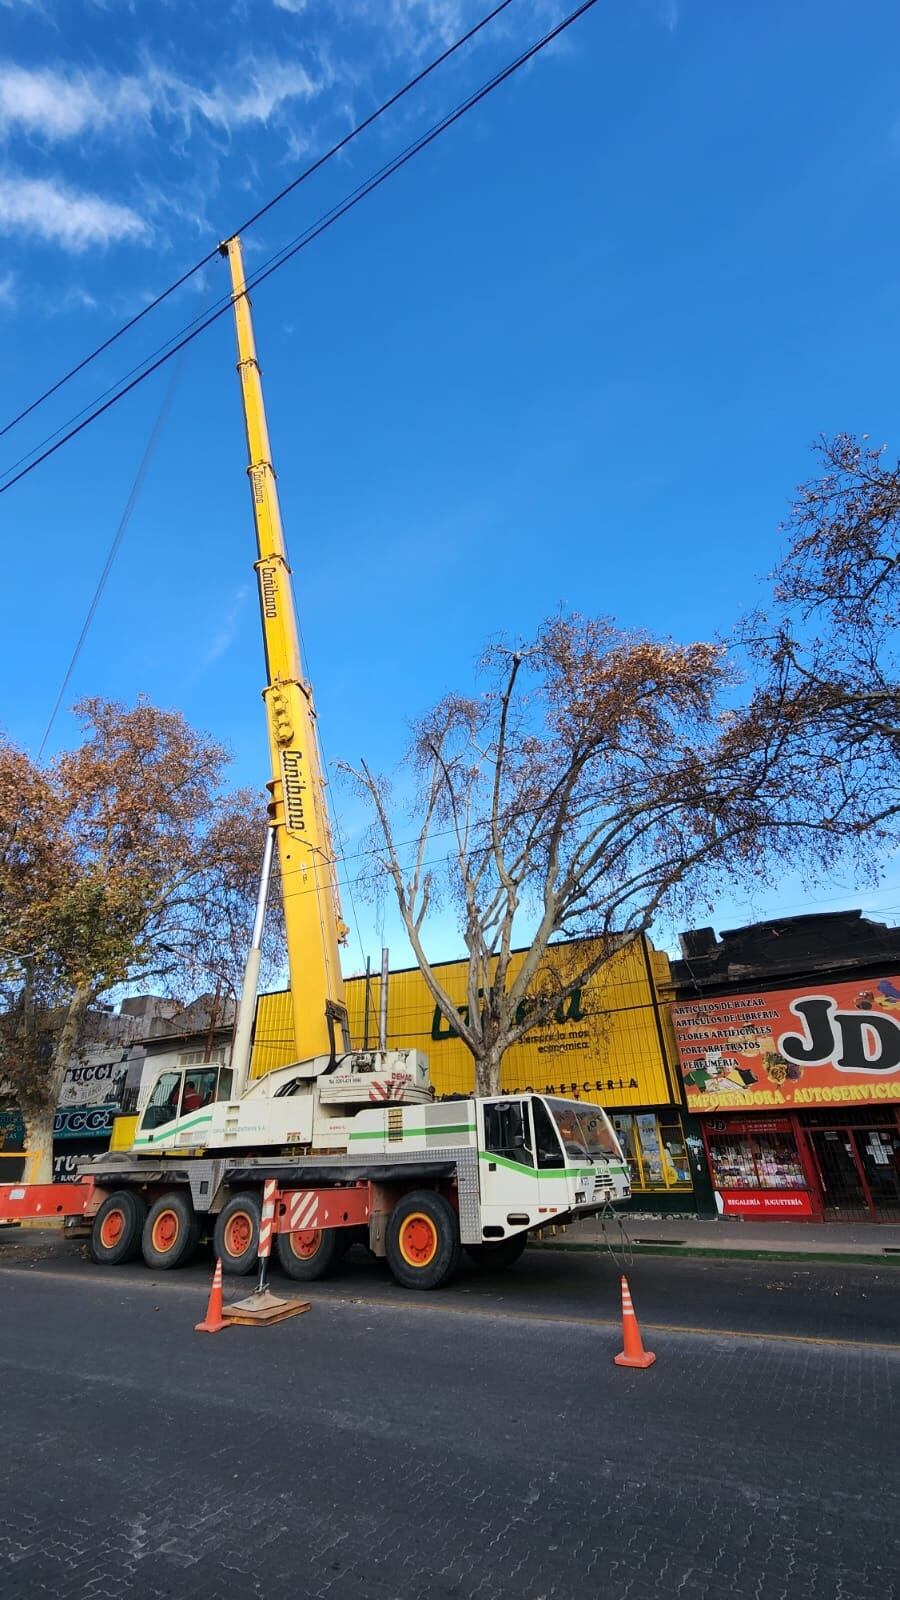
[741,432,900,840]
[345,618,744,1096]
[347,519,900,1097]
[0,698,272,1181]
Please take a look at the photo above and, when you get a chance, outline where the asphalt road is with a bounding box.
[1,1235,898,1600]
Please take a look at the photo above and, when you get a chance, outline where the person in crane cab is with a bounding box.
[180,1071,217,1114]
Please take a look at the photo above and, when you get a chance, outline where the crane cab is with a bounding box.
[135,1062,235,1147]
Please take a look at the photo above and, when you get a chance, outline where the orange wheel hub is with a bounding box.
[151,1209,180,1253]
[398,1213,438,1268]
[99,1210,124,1249]
[225,1212,253,1256]
[289,1229,322,1259]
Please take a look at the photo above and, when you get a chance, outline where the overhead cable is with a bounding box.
[36,354,184,759]
[0,0,518,446]
[0,0,600,499]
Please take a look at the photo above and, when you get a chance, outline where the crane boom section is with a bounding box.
[222,235,349,1062]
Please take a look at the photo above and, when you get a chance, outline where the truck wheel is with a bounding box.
[141,1192,200,1270]
[385,1191,461,1290]
[213,1193,260,1275]
[275,1226,346,1281]
[90,1191,147,1266]
[465,1234,528,1271]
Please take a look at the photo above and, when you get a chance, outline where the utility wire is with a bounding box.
[2,45,523,488]
[0,0,518,447]
[36,354,184,760]
[0,0,600,499]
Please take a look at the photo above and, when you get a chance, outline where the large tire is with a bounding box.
[275,1226,347,1282]
[90,1191,147,1266]
[213,1192,261,1275]
[141,1191,200,1270]
[465,1233,528,1271]
[385,1190,461,1291]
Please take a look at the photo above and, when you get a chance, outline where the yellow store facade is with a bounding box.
[253,935,711,1213]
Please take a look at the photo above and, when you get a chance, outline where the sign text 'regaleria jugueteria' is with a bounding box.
[673,976,900,1110]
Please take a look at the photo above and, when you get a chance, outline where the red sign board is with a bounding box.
[707,1117,793,1135]
[672,975,900,1112]
[719,1189,813,1218]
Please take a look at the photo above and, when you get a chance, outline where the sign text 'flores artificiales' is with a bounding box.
[673,976,900,1110]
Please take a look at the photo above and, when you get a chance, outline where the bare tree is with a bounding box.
[345,620,746,1095]
[346,545,900,1097]
[741,432,900,830]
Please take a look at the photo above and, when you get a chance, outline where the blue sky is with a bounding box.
[1,0,899,976]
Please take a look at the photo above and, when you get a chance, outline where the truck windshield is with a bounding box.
[544,1099,621,1161]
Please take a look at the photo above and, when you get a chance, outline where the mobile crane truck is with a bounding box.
[0,238,631,1289]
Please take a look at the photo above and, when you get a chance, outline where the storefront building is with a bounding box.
[253,935,713,1215]
[670,911,900,1223]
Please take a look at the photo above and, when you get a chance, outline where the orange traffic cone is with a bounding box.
[195,1257,229,1334]
[613,1275,656,1369]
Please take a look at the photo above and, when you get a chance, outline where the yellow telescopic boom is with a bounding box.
[221,235,349,1062]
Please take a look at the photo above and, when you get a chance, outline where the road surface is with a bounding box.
[1,1233,897,1599]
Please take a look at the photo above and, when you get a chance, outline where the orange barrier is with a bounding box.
[0,1178,95,1223]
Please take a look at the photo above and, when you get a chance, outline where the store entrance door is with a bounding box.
[810,1129,869,1219]
[852,1128,900,1221]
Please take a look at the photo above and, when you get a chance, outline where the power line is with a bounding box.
[0,0,518,447]
[0,0,601,500]
[36,354,185,760]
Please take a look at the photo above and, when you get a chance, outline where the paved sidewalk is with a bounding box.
[532,1212,900,1259]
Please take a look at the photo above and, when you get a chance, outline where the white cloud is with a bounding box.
[0,173,146,251]
[0,56,325,144]
[65,284,98,310]
[0,269,15,306]
[273,0,310,11]
[0,64,151,140]
[201,585,250,668]
[157,59,322,129]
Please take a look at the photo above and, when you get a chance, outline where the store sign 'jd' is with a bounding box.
[780,997,900,1073]
[673,975,900,1110]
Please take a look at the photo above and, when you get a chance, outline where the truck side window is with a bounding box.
[142,1071,182,1131]
[532,1099,565,1169]
[483,1101,533,1167]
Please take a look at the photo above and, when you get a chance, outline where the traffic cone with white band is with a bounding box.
[195,1257,229,1334]
[613,1275,656,1369]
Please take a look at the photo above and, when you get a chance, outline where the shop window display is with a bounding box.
[612,1112,692,1190]
[707,1131,805,1191]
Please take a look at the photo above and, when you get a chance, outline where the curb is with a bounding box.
[527,1240,900,1267]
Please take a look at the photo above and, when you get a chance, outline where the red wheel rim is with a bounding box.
[99,1209,125,1249]
[288,1228,322,1259]
[224,1211,253,1257]
[399,1213,438,1268]
[151,1208,180,1253]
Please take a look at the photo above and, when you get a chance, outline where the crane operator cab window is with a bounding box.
[140,1066,232,1131]
[141,1071,183,1131]
[180,1070,217,1114]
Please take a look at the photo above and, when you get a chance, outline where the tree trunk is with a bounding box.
[474,1049,503,1098]
[20,984,93,1188]
[22,1105,55,1185]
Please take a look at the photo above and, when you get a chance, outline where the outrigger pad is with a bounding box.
[222,1289,310,1326]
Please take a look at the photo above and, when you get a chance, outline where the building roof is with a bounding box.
[671,909,900,994]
